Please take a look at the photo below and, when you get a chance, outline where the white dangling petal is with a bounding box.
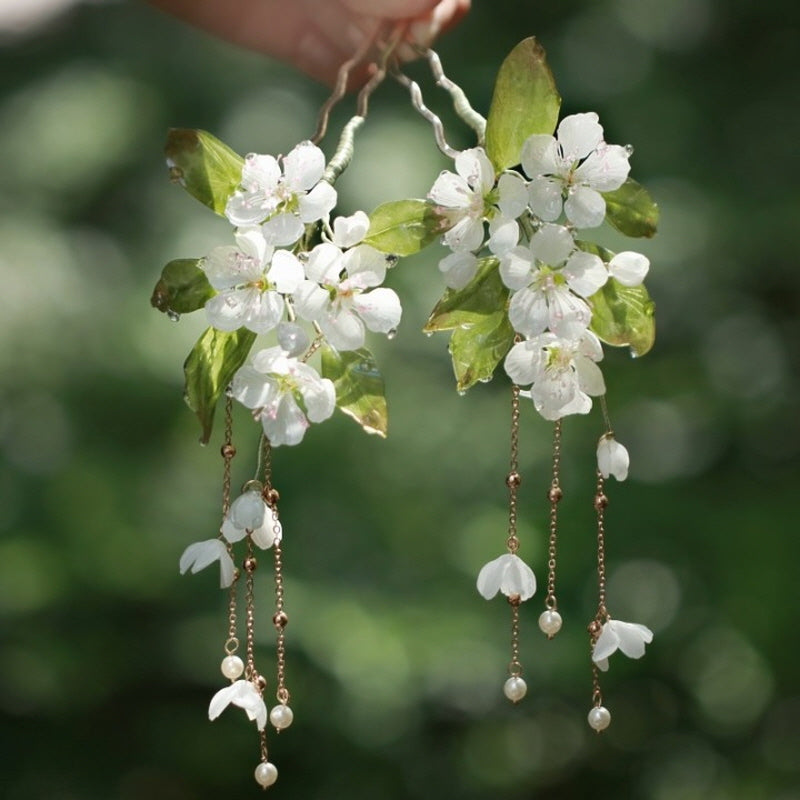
[597,435,630,481]
[608,251,650,286]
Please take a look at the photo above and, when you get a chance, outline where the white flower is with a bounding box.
[476,553,537,601]
[293,242,401,351]
[201,228,303,333]
[597,434,629,481]
[429,148,495,253]
[521,112,631,229]
[608,251,650,286]
[331,210,370,248]
[592,619,653,671]
[500,223,607,340]
[179,539,235,588]
[225,142,337,244]
[221,489,283,549]
[208,679,268,730]
[428,148,528,274]
[504,331,606,421]
[231,345,335,446]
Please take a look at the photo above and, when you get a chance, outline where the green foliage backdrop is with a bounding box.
[1,1,799,798]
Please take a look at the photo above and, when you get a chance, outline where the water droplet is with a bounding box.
[277,322,310,356]
[457,389,467,397]
[424,331,434,338]
[224,383,235,397]
[385,255,399,268]
[297,252,309,262]
[624,144,635,156]
[386,329,397,340]
[167,309,181,322]
[479,375,493,383]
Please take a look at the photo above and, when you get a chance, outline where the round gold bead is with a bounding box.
[593,493,608,510]
[255,674,268,691]
[272,611,289,629]
[505,471,522,489]
[265,488,280,506]
[243,557,258,572]
[220,443,237,459]
[507,594,522,607]
[548,486,563,503]
[587,620,602,637]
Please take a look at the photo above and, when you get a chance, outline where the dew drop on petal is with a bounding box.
[457,389,467,397]
[167,309,181,322]
[386,255,399,268]
[386,329,397,340]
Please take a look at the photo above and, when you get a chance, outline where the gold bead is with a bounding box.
[594,493,608,510]
[548,486,563,503]
[505,471,522,489]
[243,557,258,572]
[588,620,602,637]
[232,567,241,582]
[220,443,237,459]
[265,488,280,506]
[255,674,268,691]
[272,611,289,629]
[507,594,522,607]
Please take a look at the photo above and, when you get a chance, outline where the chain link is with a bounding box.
[545,420,562,611]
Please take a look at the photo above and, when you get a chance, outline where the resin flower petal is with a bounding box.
[592,619,653,671]
[597,434,630,481]
[208,679,268,730]
[179,539,235,588]
[477,553,537,601]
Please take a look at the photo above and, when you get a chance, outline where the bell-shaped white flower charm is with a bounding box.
[208,679,268,730]
[597,434,630,481]
[179,539,235,588]
[476,553,537,601]
[591,618,654,671]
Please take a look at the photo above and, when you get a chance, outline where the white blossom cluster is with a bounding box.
[428,112,650,423]
[199,141,402,447]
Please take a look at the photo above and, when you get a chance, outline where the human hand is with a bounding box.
[149,0,470,86]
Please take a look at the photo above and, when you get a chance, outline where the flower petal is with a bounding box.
[268,250,305,294]
[251,514,282,549]
[499,554,536,601]
[608,251,650,287]
[342,244,388,288]
[443,216,484,253]
[282,141,325,191]
[509,286,549,338]
[296,367,335,423]
[305,242,343,284]
[205,288,255,331]
[575,355,606,396]
[230,490,266,531]
[231,364,279,409]
[476,554,506,599]
[261,212,305,247]
[487,215,519,256]
[234,227,273,267]
[498,246,534,291]
[320,306,365,351]
[503,339,540,386]
[262,393,309,447]
[429,170,471,208]
[592,623,620,664]
[293,280,332,323]
[353,288,402,335]
[202,246,261,290]
[245,290,284,334]
[521,134,560,178]
[574,144,630,192]
[557,112,603,162]
[597,435,630,481]
[496,172,529,218]
[439,251,478,290]
[564,186,606,229]
[527,176,563,221]
[562,251,608,298]
[455,147,495,194]
[530,224,574,266]
[331,211,370,248]
[547,286,592,341]
[298,180,337,223]
[612,620,653,659]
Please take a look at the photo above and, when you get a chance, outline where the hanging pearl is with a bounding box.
[587,705,611,732]
[269,704,294,730]
[254,761,278,788]
[220,655,244,680]
[538,609,563,637]
[503,676,527,703]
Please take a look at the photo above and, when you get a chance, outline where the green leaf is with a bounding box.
[165,129,244,215]
[151,258,213,317]
[449,312,515,392]
[424,258,504,332]
[364,199,448,256]
[485,37,561,171]
[184,327,256,444]
[602,178,659,238]
[589,278,656,357]
[320,346,388,437]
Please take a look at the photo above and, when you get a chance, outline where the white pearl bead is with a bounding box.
[221,655,244,680]
[254,761,278,788]
[538,610,563,637]
[587,705,611,732]
[503,676,527,703]
[269,704,294,730]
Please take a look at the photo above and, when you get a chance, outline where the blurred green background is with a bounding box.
[1,1,799,798]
